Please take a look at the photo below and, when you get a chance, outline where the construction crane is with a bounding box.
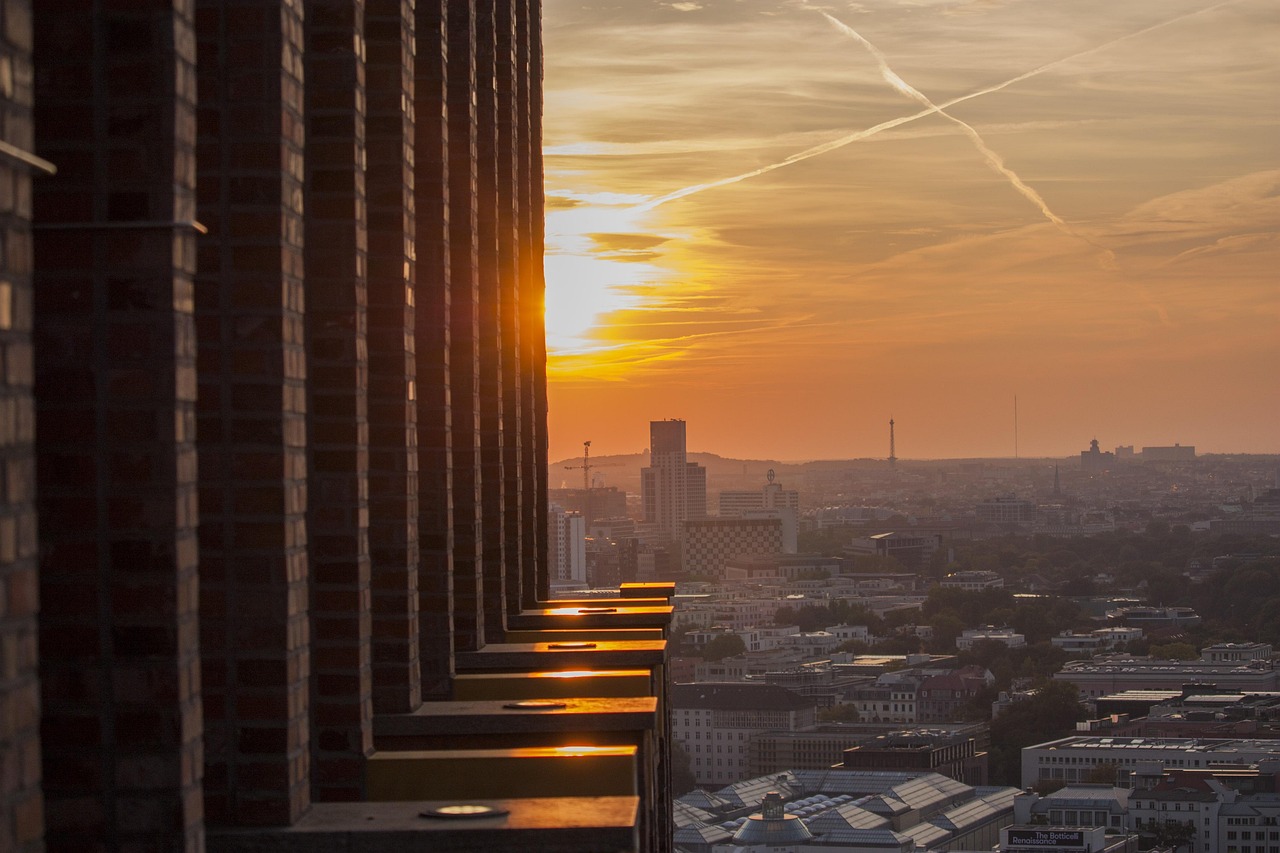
[564,440,596,491]
[563,440,622,489]
[562,441,622,523]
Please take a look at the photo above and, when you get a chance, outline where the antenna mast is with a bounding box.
[889,418,897,468]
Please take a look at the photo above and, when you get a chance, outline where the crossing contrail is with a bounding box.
[821,11,1117,264]
[633,0,1240,214]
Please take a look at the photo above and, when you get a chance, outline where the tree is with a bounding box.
[988,681,1087,786]
[928,613,965,653]
[702,634,746,662]
[818,704,861,723]
[670,741,698,796]
[835,639,870,655]
[1149,820,1196,853]
[1149,641,1197,661]
[773,605,798,627]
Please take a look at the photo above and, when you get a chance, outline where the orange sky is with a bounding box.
[541,0,1280,463]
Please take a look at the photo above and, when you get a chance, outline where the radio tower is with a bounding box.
[889,418,897,468]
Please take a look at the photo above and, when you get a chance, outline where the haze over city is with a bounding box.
[541,0,1279,463]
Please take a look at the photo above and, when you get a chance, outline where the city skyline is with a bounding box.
[541,0,1279,463]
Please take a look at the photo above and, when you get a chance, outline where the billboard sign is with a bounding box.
[1007,829,1087,849]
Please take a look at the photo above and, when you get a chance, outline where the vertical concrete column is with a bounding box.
[474,0,507,639]
[365,0,421,714]
[493,0,524,620]
[0,4,41,851]
[447,0,485,652]
[32,3,202,848]
[413,0,455,699]
[303,0,373,801]
[195,0,311,826]
[515,0,547,604]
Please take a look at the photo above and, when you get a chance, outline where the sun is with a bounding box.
[542,192,665,356]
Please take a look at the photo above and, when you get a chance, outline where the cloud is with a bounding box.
[541,0,1279,456]
[1114,170,1280,241]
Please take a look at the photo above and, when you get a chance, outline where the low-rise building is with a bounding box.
[977,494,1038,525]
[1053,628,1144,654]
[918,665,994,721]
[723,553,842,582]
[672,682,818,787]
[957,626,1027,650]
[842,727,989,786]
[1055,653,1279,698]
[1106,605,1202,629]
[748,722,990,779]
[1013,784,1131,832]
[1000,825,1138,853]
[845,532,942,571]
[1021,736,1280,790]
[1202,643,1274,665]
[673,769,1021,853]
[941,570,1004,591]
[843,672,921,723]
[1128,772,1227,853]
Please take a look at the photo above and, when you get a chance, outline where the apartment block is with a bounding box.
[684,516,783,578]
[672,682,817,787]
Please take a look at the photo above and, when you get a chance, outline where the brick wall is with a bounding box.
[304,0,373,803]
[412,0,455,700]
[13,0,552,843]
[33,2,204,848]
[475,0,509,641]
[0,2,41,849]
[497,0,526,618]
[518,0,548,606]
[195,0,312,826]
[365,0,422,715]
[448,0,485,654]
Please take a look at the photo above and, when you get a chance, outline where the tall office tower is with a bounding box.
[548,504,587,584]
[642,419,706,542]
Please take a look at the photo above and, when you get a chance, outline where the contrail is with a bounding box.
[634,0,1240,213]
[822,11,1117,264]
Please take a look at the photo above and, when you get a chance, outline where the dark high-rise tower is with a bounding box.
[642,419,706,542]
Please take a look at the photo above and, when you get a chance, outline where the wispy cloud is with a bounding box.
[634,0,1245,212]
[820,10,1119,267]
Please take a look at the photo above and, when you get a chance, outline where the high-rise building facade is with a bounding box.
[549,504,587,584]
[641,419,706,541]
[0,3,673,851]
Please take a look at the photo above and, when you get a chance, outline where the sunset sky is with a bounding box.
[541,0,1279,463]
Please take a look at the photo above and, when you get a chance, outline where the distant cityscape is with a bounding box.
[552,419,1280,853]
[548,419,1279,589]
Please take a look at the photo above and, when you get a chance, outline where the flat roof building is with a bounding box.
[1021,736,1280,790]
[1055,656,1278,698]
